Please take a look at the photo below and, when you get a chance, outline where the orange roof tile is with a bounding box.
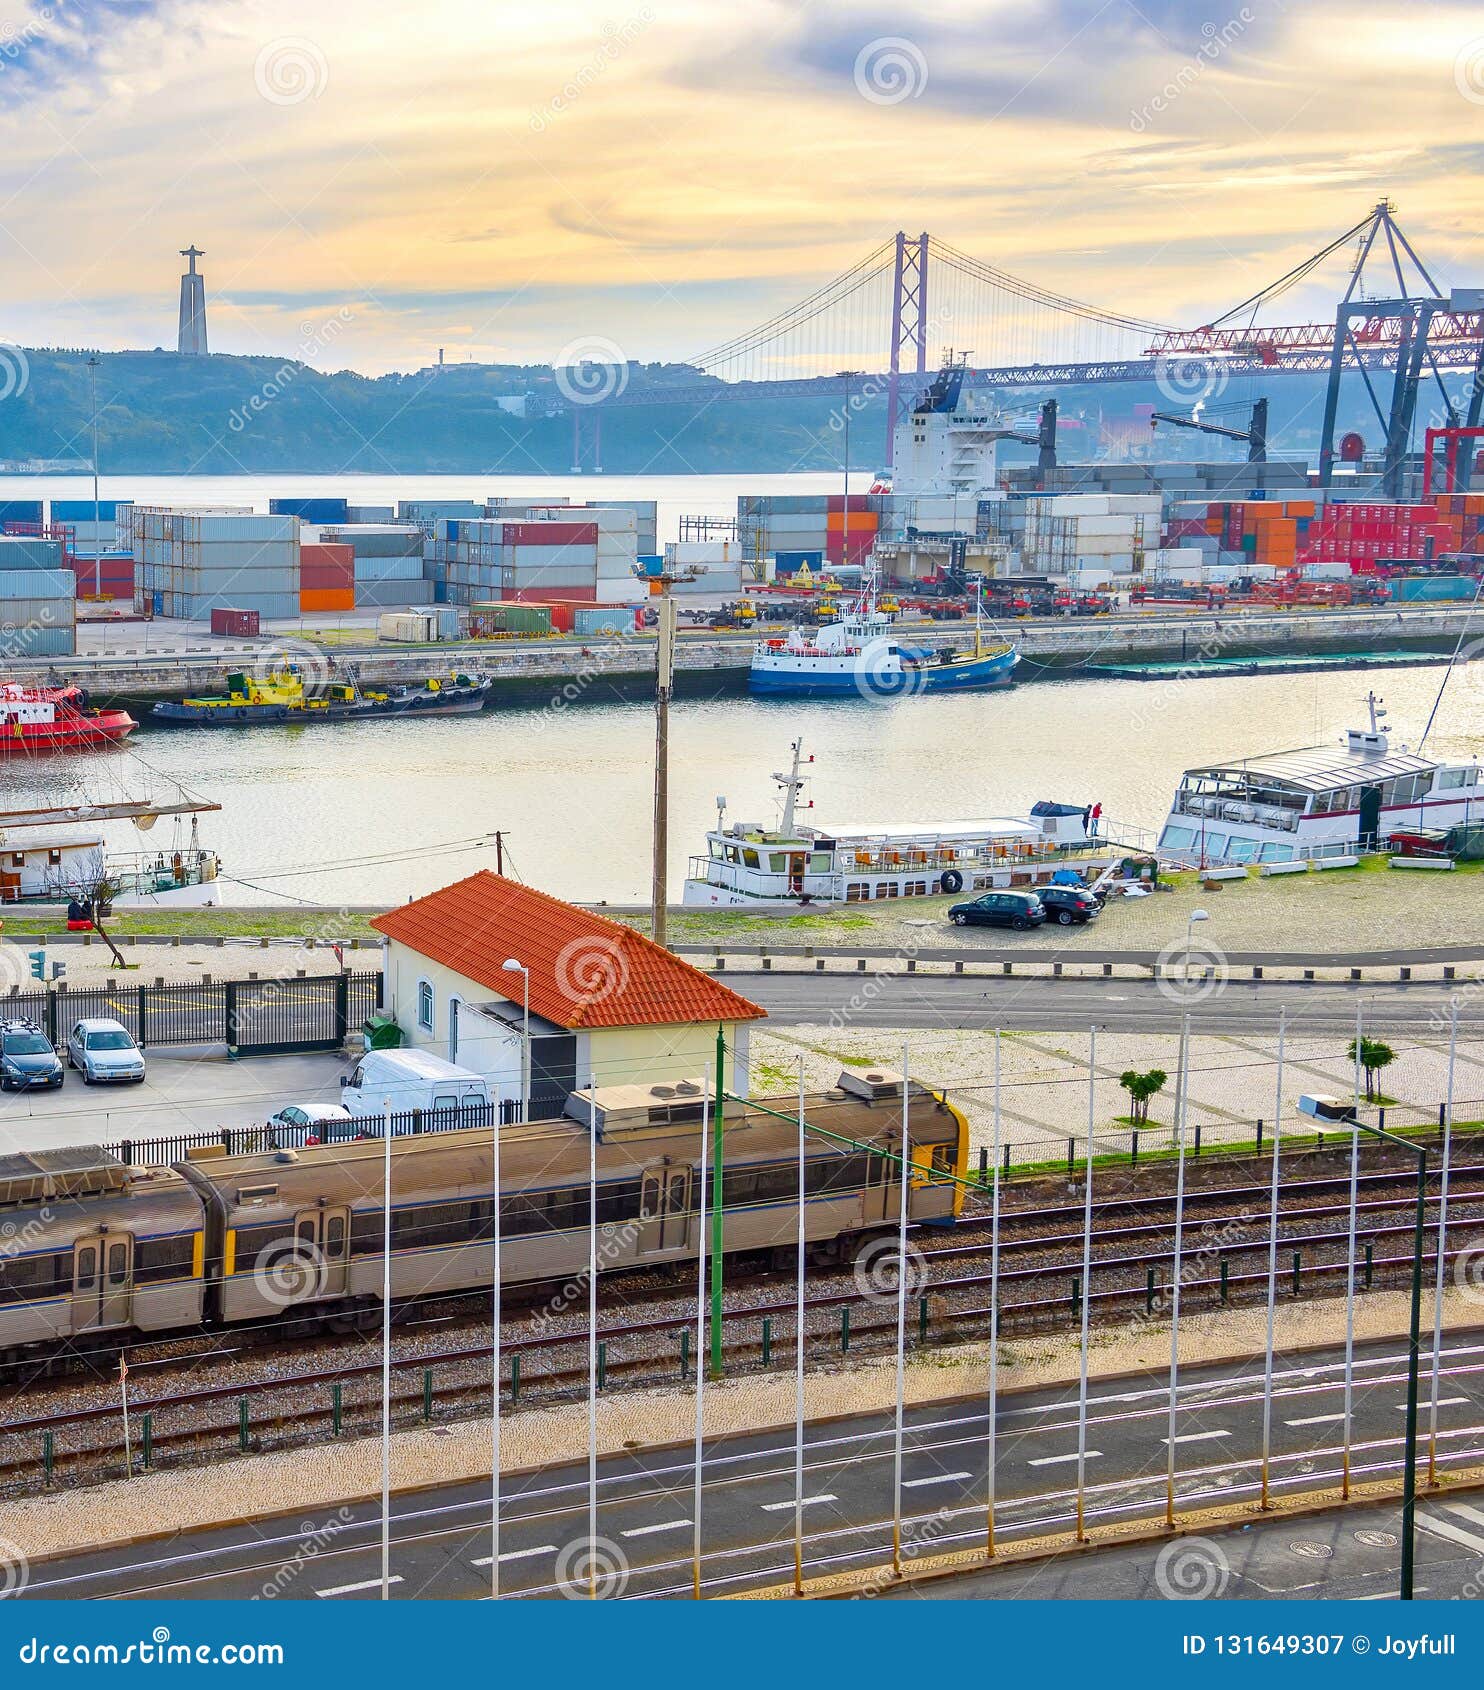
[370,871,766,1031]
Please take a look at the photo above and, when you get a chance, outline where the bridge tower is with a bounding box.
[885,231,929,465]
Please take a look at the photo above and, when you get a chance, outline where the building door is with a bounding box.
[71,1232,133,1332]
[638,1164,692,1253]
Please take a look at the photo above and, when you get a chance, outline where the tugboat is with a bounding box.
[0,683,137,754]
[151,666,492,726]
[749,582,1018,698]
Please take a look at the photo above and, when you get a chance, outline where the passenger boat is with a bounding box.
[682,739,1101,907]
[151,667,492,725]
[0,683,136,754]
[1156,693,1484,867]
[749,585,1018,698]
[0,794,223,905]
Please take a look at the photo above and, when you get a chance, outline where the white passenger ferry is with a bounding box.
[682,740,1101,908]
[1156,695,1484,867]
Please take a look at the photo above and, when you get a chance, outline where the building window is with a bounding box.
[416,979,434,1032]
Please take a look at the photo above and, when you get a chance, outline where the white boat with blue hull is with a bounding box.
[749,593,1018,698]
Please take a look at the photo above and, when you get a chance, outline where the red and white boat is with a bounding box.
[0,684,137,754]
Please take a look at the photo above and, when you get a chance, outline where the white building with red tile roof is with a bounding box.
[371,871,765,1117]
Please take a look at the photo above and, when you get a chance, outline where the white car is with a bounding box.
[265,1103,355,1144]
[66,1018,147,1084]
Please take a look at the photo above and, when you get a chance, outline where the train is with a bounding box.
[0,1070,969,1355]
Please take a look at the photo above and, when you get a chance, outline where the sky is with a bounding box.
[0,0,1481,375]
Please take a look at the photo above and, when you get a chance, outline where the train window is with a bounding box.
[350,1212,385,1255]
[234,1224,295,1273]
[722,1168,759,1206]
[135,1236,196,1283]
[74,1245,98,1291]
[295,1217,317,1252]
[753,1166,799,1204]
[929,1144,953,1180]
[106,1243,128,1286]
[595,1179,641,1226]
[808,1153,872,1195]
[0,1253,63,1303]
[325,1214,346,1259]
[394,1203,474,1251]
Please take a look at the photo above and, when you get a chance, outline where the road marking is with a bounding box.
[1161,1430,1231,1445]
[620,1519,693,1538]
[471,1546,556,1567]
[761,1494,837,1512]
[902,1471,972,1489]
[1416,1512,1484,1556]
[317,1575,403,1598]
[1285,1413,1349,1427]
[1444,1502,1484,1535]
[1400,1396,1468,1410]
[1027,1451,1102,1467]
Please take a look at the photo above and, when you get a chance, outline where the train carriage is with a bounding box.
[179,1071,969,1327]
[0,1147,204,1352]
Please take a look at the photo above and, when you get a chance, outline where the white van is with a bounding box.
[340,1048,492,1123]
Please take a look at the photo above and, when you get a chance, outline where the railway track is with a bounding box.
[4,1155,1480,1496]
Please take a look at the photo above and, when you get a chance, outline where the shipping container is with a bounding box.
[0,625,74,657]
[0,500,43,525]
[353,579,435,608]
[466,601,552,636]
[300,588,355,613]
[572,605,640,636]
[0,568,74,598]
[271,497,349,524]
[210,608,261,637]
[378,612,437,643]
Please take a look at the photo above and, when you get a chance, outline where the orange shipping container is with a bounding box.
[825,511,878,532]
[299,588,355,612]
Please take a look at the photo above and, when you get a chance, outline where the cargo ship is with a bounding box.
[0,683,137,754]
[151,667,492,726]
[749,587,1018,698]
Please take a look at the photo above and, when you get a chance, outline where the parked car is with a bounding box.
[1037,886,1102,925]
[66,1019,146,1085]
[265,1103,355,1145]
[948,891,1046,930]
[0,1020,63,1091]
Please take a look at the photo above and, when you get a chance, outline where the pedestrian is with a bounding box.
[1091,801,1102,837]
[1081,805,1091,836]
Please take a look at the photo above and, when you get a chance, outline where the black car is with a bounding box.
[1037,886,1102,925]
[948,891,1046,931]
[0,1021,64,1091]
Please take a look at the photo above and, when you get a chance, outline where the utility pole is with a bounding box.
[650,575,679,946]
[87,356,100,598]
[709,1021,726,1378]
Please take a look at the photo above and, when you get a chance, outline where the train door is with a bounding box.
[291,1205,352,1298]
[862,1151,892,1226]
[71,1232,133,1332]
[638,1164,692,1253]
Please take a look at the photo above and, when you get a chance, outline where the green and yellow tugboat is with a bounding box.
[152,667,491,726]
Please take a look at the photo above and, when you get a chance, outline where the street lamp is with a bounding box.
[500,959,529,1123]
[86,355,101,599]
[1184,907,1209,989]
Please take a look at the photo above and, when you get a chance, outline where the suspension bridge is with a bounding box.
[561,203,1484,483]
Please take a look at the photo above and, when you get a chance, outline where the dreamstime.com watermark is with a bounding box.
[1130,10,1255,131]
[254,1509,356,1599]
[17,1627,283,1664]
[853,36,928,106]
[254,37,328,105]
[530,11,653,132]
[228,310,354,433]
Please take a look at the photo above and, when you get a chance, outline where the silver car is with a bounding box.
[67,1019,147,1084]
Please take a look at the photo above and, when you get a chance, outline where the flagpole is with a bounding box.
[490,1076,502,1598]
[692,1063,711,1600]
[587,1073,599,1598]
[381,1094,393,1601]
[1075,1026,1095,1542]
[1260,1008,1286,1509]
[1165,1016,1189,1531]
[1428,1001,1458,1485]
[891,1043,910,1577]
[793,1057,807,1597]
[986,1028,1001,1557]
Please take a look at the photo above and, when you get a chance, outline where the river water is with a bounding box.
[27,656,1476,909]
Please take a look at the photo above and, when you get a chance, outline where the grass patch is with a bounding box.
[0,909,380,941]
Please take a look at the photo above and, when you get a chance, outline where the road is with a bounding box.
[18,1332,1484,1601]
[740,971,1482,1036]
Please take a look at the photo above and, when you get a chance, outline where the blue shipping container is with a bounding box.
[774,550,824,574]
[0,500,43,526]
[270,497,348,523]
[50,500,119,520]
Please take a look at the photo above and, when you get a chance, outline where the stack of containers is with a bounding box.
[50,499,118,553]
[1021,494,1159,584]
[271,496,349,524]
[299,542,355,613]
[738,494,832,565]
[826,494,877,567]
[663,540,743,593]
[1429,491,1484,558]
[319,525,431,607]
[429,518,600,605]
[134,509,300,619]
[0,537,75,655]
[1298,500,1463,569]
[506,503,640,600]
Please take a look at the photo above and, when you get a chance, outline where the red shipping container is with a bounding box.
[300,542,354,586]
[210,608,260,637]
[502,522,598,547]
[502,585,597,608]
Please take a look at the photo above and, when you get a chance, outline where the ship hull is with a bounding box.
[0,710,137,753]
[151,682,492,725]
[749,647,1018,697]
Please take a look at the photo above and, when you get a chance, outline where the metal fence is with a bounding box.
[0,971,383,1056]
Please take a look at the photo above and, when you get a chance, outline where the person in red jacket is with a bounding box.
[1090,802,1103,837]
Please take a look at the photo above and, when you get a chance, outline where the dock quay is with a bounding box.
[22,602,1480,708]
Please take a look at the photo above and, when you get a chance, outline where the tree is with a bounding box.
[45,849,126,971]
[1347,1037,1396,1102]
[1119,1067,1168,1125]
